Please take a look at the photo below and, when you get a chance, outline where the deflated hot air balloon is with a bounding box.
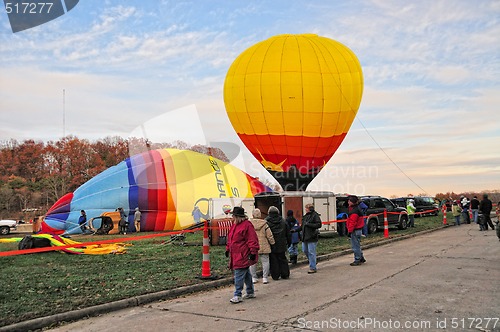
[224,34,363,191]
[42,149,270,235]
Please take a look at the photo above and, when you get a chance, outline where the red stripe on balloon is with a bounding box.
[246,174,267,194]
[46,192,73,215]
[154,150,168,231]
[238,133,346,173]
[40,222,65,235]
[140,151,160,231]
[162,150,177,230]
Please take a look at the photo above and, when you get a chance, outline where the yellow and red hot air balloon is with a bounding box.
[224,34,363,191]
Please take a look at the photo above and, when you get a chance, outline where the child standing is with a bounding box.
[286,210,300,265]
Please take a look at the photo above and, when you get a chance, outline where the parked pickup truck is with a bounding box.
[0,219,17,235]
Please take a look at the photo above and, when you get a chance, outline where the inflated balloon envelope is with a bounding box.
[42,149,271,235]
[224,34,364,191]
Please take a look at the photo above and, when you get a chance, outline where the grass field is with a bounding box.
[0,214,448,327]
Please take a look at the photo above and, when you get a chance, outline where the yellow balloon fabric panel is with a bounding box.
[164,149,255,230]
[224,34,363,174]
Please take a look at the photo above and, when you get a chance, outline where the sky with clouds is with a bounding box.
[0,0,499,197]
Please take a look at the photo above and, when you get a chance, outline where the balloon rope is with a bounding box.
[353,115,429,195]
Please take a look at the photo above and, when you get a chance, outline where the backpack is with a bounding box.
[359,201,368,215]
[18,235,52,250]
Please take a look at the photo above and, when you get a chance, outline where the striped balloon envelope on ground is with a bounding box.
[224,34,363,191]
[42,149,270,234]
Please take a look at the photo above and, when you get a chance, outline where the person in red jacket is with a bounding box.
[226,206,260,303]
[346,195,366,266]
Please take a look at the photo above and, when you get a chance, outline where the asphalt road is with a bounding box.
[44,223,500,332]
[1,223,498,332]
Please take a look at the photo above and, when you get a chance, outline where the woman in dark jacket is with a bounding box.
[226,206,259,303]
[266,206,291,280]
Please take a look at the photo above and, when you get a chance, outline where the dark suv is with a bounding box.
[391,196,439,217]
[361,196,408,234]
[335,195,408,235]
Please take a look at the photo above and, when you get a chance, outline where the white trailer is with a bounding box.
[253,191,339,232]
[205,191,341,246]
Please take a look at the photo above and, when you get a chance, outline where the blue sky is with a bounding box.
[1,0,499,197]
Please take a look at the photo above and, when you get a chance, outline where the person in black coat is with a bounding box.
[265,206,291,280]
[301,204,322,273]
[479,194,494,230]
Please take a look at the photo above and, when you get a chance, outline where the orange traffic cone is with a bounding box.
[199,220,218,280]
[384,209,389,238]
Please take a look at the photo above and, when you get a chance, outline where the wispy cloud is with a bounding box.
[0,0,498,196]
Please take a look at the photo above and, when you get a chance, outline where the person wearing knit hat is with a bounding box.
[226,206,260,303]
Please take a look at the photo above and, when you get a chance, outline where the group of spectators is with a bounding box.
[225,195,366,304]
[450,194,496,230]
[224,204,323,304]
[451,194,500,231]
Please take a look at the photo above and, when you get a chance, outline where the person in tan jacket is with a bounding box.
[249,208,275,284]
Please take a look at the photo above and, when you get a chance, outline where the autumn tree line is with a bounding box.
[1,136,497,222]
[0,136,228,221]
